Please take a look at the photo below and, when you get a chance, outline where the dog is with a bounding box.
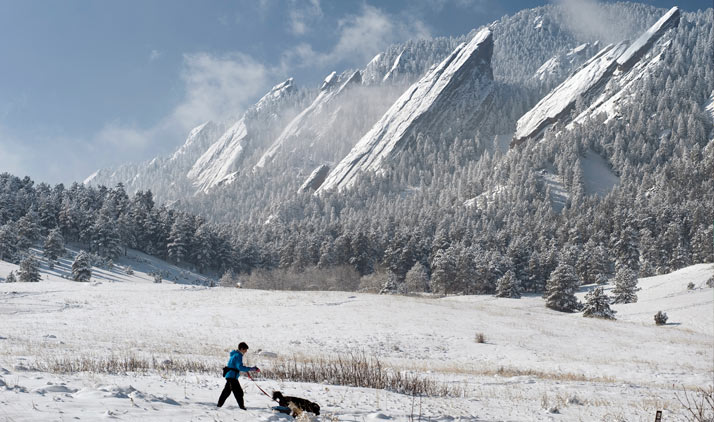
[272,391,320,416]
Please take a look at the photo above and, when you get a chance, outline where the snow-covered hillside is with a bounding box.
[1,255,711,421]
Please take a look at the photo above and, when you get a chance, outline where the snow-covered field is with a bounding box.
[0,250,712,421]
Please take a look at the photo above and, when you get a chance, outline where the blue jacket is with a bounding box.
[225,350,254,379]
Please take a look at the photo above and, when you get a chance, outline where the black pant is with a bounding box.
[217,377,245,409]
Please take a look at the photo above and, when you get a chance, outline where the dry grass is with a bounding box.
[27,354,220,375]
[259,353,464,398]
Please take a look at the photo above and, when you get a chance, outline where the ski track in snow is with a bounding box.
[0,251,712,421]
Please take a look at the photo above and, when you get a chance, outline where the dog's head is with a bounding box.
[314,404,320,415]
[272,391,283,401]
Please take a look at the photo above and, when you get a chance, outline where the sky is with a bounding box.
[0,0,705,184]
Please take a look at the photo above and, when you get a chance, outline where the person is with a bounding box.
[217,342,260,409]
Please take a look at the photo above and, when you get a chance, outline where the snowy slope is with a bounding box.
[253,71,362,171]
[580,149,619,196]
[190,79,297,191]
[1,258,711,421]
[318,28,494,193]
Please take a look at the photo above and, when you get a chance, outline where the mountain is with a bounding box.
[188,78,298,192]
[318,28,494,193]
[77,3,712,294]
[512,7,681,146]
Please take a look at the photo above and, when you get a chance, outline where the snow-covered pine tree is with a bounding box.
[430,247,456,295]
[43,228,66,262]
[611,266,640,304]
[72,250,92,282]
[18,255,41,282]
[495,269,522,298]
[0,223,19,262]
[404,262,429,294]
[5,271,17,283]
[582,287,616,319]
[545,262,580,312]
[15,212,42,250]
[167,214,192,264]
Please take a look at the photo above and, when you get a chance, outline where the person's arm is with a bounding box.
[236,354,258,372]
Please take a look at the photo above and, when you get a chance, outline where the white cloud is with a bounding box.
[553,0,629,43]
[289,0,323,35]
[92,52,271,161]
[282,4,431,71]
[149,49,162,62]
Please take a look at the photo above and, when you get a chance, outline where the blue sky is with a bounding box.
[0,0,703,184]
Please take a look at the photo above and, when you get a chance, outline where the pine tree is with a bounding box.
[72,251,92,282]
[582,287,616,319]
[43,228,66,262]
[0,223,19,262]
[545,262,581,312]
[17,255,41,282]
[167,214,192,264]
[495,269,522,298]
[611,267,640,304]
[430,247,456,295]
[5,271,17,283]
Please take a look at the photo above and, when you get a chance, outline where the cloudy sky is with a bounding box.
[0,0,701,184]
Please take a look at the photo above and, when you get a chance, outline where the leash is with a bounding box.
[246,372,278,402]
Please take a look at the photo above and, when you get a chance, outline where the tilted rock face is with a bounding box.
[298,164,330,193]
[512,42,628,146]
[253,70,362,171]
[616,7,680,71]
[188,78,297,192]
[512,7,680,147]
[317,28,494,193]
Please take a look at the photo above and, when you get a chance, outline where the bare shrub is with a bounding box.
[675,385,714,422]
[244,266,360,291]
[358,270,389,293]
[687,282,695,290]
[475,332,486,343]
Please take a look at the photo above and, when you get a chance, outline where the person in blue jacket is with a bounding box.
[217,342,260,409]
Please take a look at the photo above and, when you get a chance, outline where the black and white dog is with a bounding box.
[272,391,320,416]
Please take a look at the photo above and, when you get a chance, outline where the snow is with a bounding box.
[188,79,296,191]
[540,167,569,212]
[169,121,213,162]
[298,164,330,193]
[1,250,711,421]
[513,41,628,145]
[616,7,680,71]
[318,28,494,193]
[382,50,404,82]
[532,43,592,83]
[581,149,619,196]
[82,170,99,185]
[188,119,248,193]
[254,70,362,171]
[706,91,714,123]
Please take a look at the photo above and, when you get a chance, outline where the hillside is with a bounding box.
[0,259,711,421]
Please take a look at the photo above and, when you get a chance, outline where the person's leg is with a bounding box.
[217,380,232,407]
[229,378,246,409]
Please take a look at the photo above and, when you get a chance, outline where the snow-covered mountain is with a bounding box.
[318,28,494,193]
[188,78,298,192]
[513,7,681,146]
